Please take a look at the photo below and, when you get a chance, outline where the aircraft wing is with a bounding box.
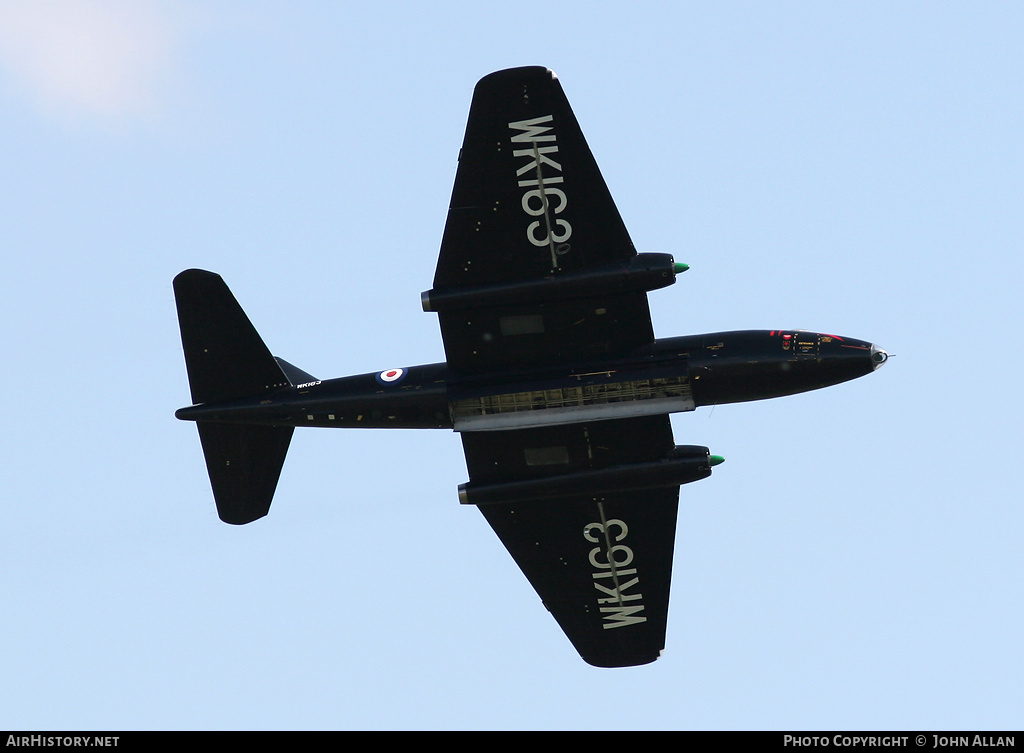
[461,415,680,667]
[432,66,654,374]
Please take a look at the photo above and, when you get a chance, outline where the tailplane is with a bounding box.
[174,269,291,404]
[173,269,303,524]
[195,423,293,524]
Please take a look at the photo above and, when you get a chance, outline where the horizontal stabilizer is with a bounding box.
[175,269,304,524]
[174,269,290,405]
[197,422,294,524]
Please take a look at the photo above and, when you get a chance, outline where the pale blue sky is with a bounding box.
[1,0,1021,730]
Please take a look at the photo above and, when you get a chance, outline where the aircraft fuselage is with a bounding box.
[173,67,890,667]
[174,328,886,431]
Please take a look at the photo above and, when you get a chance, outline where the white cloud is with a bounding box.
[0,0,186,124]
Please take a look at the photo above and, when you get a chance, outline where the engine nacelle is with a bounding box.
[422,253,684,313]
[458,444,720,506]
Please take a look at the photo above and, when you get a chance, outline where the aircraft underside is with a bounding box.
[174,67,886,667]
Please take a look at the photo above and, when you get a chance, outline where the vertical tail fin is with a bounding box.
[173,269,298,524]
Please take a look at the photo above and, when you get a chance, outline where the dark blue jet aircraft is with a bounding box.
[175,67,887,668]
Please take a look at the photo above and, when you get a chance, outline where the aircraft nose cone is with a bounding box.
[870,344,888,370]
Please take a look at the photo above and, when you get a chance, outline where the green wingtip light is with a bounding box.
[709,455,725,466]
[674,262,690,274]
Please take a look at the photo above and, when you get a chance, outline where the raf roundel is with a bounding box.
[376,367,407,385]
